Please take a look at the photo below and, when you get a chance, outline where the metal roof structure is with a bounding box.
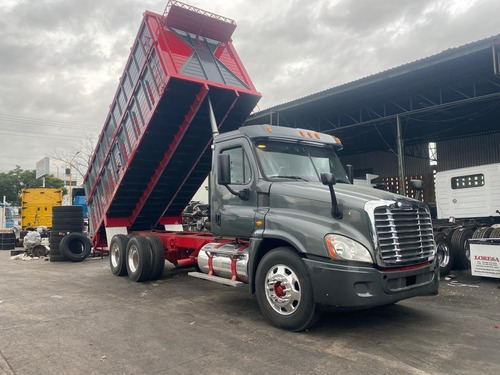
[246,34,500,183]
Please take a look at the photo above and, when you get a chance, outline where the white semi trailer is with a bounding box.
[433,163,500,275]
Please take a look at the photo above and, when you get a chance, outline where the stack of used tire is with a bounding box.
[50,206,92,262]
[0,231,16,250]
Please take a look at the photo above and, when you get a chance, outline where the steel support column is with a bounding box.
[396,115,406,196]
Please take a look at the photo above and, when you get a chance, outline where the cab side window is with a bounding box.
[221,147,251,184]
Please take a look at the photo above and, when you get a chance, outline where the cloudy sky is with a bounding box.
[0,0,499,176]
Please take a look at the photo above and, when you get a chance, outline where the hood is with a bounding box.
[269,181,403,210]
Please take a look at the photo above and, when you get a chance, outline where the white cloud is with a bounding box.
[0,0,499,173]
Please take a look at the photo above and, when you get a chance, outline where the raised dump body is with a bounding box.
[83,1,261,248]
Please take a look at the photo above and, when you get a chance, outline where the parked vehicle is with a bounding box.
[432,163,500,274]
[0,202,15,229]
[83,1,438,331]
[21,188,62,230]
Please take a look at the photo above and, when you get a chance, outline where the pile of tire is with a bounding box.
[50,206,91,262]
[0,231,16,250]
[109,234,165,282]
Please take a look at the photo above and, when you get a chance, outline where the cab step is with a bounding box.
[188,272,244,287]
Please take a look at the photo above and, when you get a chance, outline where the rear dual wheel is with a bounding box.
[451,228,474,270]
[126,236,153,282]
[434,232,453,277]
[109,235,130,276]
[145,235,165,281]
[109,234,166,281]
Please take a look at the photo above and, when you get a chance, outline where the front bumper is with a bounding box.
[303,258,439,310]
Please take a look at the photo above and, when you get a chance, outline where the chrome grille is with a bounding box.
[374,206,434,265]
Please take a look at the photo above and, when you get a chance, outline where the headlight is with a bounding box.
[325,234,373,263]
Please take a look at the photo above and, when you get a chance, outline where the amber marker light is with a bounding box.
[266,125,272,133]
[257,144,266,149]
[325,236,338,258]
[307,131,313,138]
[315,133,320,139]
[335,137,342,144]
[299,130,305,137]
[255,220,263,227]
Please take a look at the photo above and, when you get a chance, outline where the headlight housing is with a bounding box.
[325,234,373,263]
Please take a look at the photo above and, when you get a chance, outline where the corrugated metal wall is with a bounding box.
[437,133,500,171]
[340,149,431,178]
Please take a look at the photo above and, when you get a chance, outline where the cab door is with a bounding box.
[211,139,258,238]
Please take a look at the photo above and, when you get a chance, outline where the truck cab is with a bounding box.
[208,125,439,330]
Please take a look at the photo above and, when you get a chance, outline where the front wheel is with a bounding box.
[255,247,318,331]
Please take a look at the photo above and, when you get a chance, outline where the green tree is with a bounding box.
[0,166,66,205]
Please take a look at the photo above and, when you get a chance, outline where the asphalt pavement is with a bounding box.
[0,250,499,375]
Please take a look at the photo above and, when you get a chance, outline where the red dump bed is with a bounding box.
[83,1,261,248]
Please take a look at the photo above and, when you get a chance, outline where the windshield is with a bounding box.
[254,140,349,183]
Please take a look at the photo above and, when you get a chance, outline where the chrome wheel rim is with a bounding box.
[437,241,450,268]
[465,240,471,260]
[127,245,139,273]
[264,264,301,315]
[110,242,120,268]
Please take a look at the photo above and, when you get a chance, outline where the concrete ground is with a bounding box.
[0,250,499,375]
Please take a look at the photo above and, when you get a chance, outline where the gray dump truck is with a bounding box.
[83,1,439,331]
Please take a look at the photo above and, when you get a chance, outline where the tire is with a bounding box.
[472,227,493,239]
[50,254,67,262]
[145,235,165,281]
[52,206,83,213]
[52,212,83,219]
[126,236,153,282]
[49,233,65,243]
[255,247,319,331]
[434,232,453,277]
[49,243,61,254]
[451,228,474,270]
[109,235,130,276]
[488,228,500,238]
[52,218,84,227]
[51,224,84,233]
[59,232,92,262]
[0,232,16,241]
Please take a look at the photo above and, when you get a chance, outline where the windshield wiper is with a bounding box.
[274,175,309,182]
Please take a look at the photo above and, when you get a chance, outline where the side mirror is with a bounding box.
[216,153,249,201]
[217,154,231,185]
[345,164,354,184]
[410,179,424,201]
[320,173,342,219]
[320,172,336,186]
[410,179,424,190]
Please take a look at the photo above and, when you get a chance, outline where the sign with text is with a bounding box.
[36,157,50,179]
[470,241,500,279]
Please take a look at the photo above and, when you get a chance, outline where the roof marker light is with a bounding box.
[307,131,313,138]
[299,130,305,137]
[266,126,272,133]
[315,133,320,139]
